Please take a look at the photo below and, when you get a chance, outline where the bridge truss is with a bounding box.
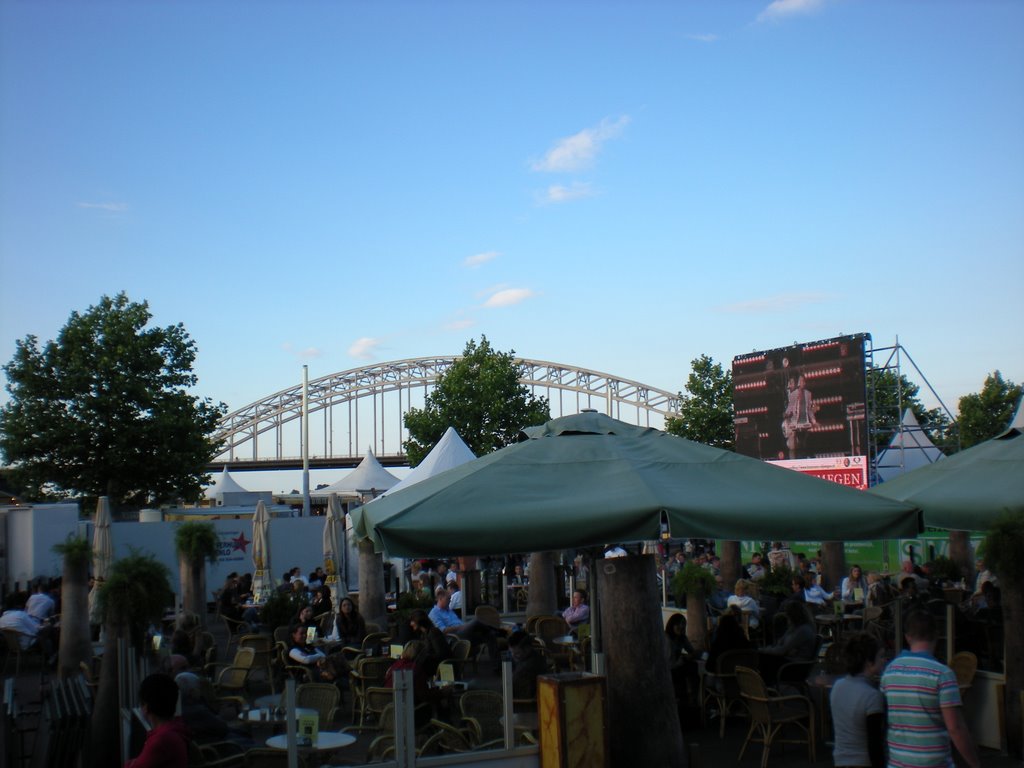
[212,357,681,468]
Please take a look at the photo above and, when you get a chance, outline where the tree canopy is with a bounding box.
[958,371,1022,449]
[665,354,734,449]
[403,336,550,465]
[0,293,226,507]
[868,367,951,455]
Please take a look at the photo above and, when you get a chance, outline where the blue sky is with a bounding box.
[2,0,1023,425]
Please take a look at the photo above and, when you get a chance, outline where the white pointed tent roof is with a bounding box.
[320,448,400,494]
[876,409,944,482]
[204,467,250,500]
[383,427,476,496]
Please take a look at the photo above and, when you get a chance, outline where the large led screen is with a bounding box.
[732,334,869,486]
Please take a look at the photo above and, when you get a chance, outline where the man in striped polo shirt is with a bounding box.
[880,610,980,768]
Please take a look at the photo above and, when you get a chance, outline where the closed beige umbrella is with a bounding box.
[323,493,348,607]
[251,500,272,601]
[89,496,113,627]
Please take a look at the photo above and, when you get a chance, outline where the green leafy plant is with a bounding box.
[259,589,306,631]
[174,521,219,563]
[927,555,962,584]
[52,534,93,567]
[670,562,717,599]
[757,565,796,598]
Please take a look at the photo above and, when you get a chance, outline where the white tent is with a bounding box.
[204,467,250,499]
[383,427,476,496]
[876,409,945,482]
[319,448,400,495]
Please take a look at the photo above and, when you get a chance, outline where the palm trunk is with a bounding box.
[599,554,686,766]
[179,553,207,626]
[685,589,709,652]
[821,541,845,592]
[525,551,558,618]
[91,616,125,768]
[57,554,92,680]
[719,540,741,589]
[357,538,388,629]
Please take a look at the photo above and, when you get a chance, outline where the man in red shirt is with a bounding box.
[125,674,189,768]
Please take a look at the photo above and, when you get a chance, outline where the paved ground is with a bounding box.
[5,618,1017,767]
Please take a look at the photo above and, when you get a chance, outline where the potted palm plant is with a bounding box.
[174,521,219,626]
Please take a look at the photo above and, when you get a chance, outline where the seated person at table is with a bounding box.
[830,632,885,768]
[408,610,451,678]
[803,576,832,607]
[743,551,766,581]
[726,580,760,628]
[509,630,548,702]
[310,585,332,617]
[287,623,347,683]
[780,575,808,608]
[328,597,366,647]
[705,607,752,669]
[446,580,464,612]
[665,613,698,710]
[384,640,433,726]
[125,674,189,768]
[758,601,817,684]
[841,565,869,606]
[866,571,893,609]
[562,589,591,630]
[0,592,58,666]
[429,588,501,672]
[708,575,731,613]
[26,579,56,622]
[218,573,244,622]
[292,605,319,635]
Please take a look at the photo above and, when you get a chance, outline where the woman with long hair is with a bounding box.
[407,609,450,678]
[330,597,366,648]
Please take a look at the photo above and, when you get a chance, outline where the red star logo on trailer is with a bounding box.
[231,533,250,553]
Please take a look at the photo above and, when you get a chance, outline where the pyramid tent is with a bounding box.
[384,427,476,496]
[875,409,945,482]
[320,448,400,494]
[204,467,250,500]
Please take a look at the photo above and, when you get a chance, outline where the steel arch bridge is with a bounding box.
[211,357,681,470]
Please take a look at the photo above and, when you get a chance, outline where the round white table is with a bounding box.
[265,731,357,750]
[241,706,317,724]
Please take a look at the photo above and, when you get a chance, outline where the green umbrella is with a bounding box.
[362,412,921,557]
[870,422,1024,532]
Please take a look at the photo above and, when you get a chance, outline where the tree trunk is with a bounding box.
[1003,581,1023,758]
[178,553,207,626]
[599,554,686,767]
[357,538,388,630]
[525,551,558,618]
[58,554,92,680]
[719,540,741,588]
[821,541,845,592]
[947,531,972,581]
[91,617,125,768]
[686,589,709,652]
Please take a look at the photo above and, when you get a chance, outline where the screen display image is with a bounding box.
[732,334,869,467]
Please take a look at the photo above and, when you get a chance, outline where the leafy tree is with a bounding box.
[665,354,734,449]
[0,293,226,507]
[403,336,550,464]
[958,371,1022,449]
[868,367,951,455]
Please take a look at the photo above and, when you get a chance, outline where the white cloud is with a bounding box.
[531,116,630,173]
[463,251,498,268]
[348,337,382,360]
[686,33,720,43]
[483,288,536,308]
[758,0,825,23]
[444,318,475,331]
[76,201,128,212]
[281,342,323,360]
[717,292,830,313]
[543,182,596,204]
